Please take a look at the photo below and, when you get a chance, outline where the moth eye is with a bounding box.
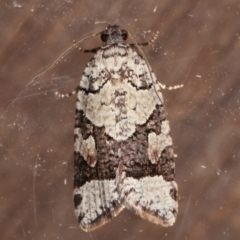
[121,31,128,40]
[101,33,109,42]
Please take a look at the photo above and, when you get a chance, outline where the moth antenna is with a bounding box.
[128,31,164,105]
[29,31,102,86]
[128,31,183,100]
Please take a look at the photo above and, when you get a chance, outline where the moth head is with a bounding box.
[101,24,128,45]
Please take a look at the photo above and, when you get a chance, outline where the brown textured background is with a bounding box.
[1,0,240,239]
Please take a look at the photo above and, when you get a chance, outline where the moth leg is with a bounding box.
[129,42,149,47]
[129,31,159,47]
[55,86,79,98]
[79,47,101,53]
[157,81,184,91]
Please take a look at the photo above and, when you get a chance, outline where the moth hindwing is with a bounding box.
[69,24,178,231]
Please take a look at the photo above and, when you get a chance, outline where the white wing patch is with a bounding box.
[74,128,97,167]
[74,180,123,231]
[117,173,178,226]
[148,120,172,164]
[77,80,162,141]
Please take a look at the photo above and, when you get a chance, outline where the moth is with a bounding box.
[72,25,180,231]
[33,24,181,232]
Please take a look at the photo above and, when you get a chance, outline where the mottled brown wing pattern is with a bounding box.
[73,25,178,232]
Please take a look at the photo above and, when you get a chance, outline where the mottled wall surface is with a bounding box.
[0,0,240,239]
